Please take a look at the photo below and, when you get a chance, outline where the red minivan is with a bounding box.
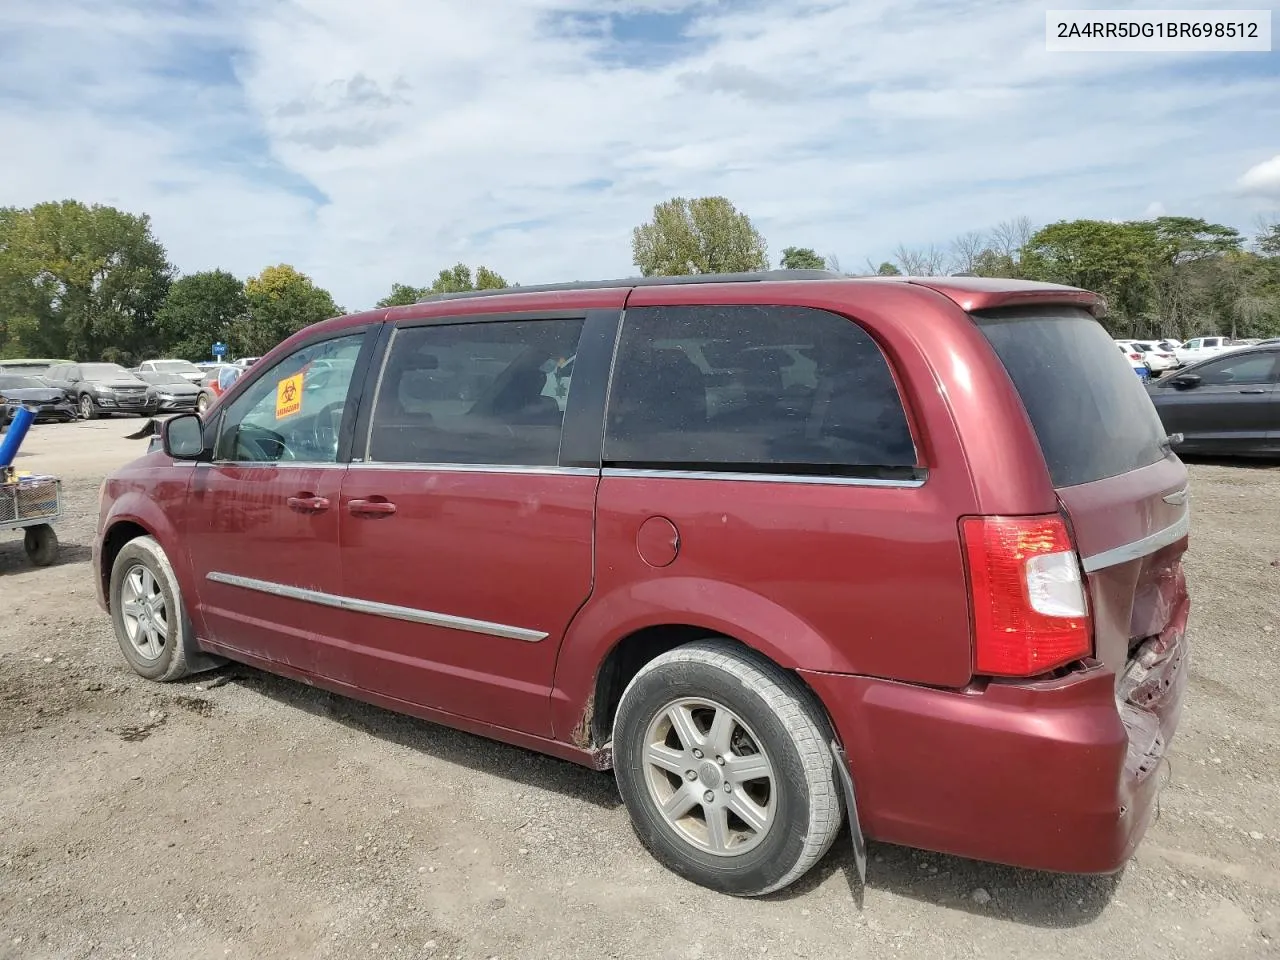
[93,271,1190,896]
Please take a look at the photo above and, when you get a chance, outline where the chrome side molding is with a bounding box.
[205,572,548,642]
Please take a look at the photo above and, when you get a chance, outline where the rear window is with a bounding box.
[974,307,1168,488]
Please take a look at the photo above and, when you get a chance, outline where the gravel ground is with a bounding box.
[1,420,1277,960]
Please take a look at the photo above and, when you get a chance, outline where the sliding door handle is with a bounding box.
[348,498,397,518]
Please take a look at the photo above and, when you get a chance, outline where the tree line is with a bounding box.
[0,200,509,363]
[632,197,1280,340]
[3,196,1278,364]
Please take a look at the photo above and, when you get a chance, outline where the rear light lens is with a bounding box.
[1129,352,1143,360]
[961,515,1092,677]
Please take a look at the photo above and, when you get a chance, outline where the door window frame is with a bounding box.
[207,324,382,466]
[349,309,621,471]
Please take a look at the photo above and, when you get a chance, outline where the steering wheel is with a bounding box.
[305,400,345,456]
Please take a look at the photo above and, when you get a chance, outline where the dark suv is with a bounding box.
[94,271,1190,896]
[45,362,156,419]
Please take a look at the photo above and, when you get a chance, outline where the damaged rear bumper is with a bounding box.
[803,621,1188,875]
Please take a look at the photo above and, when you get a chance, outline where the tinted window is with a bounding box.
[604,305,916,474]
[216,334,365,463]
[0,376,42,389]
[367,318,585,465]
[975,307,1168,488]
[1192,350,1278,385]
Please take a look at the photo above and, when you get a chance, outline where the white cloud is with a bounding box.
[1143,201,1166,218]
[1,0,1277,311]
[1238,155,1280,198]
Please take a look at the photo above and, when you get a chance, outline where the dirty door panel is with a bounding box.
[339,317,595,736]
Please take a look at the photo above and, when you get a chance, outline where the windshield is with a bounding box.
[153,360,198,372]
[975,307,1168,488]
[0,376,43,389]
[80,363,130,380]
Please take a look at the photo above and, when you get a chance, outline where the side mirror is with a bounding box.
[162,413,210,460]
[1170,374,1201,390]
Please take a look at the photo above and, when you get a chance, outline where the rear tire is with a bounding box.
[613,640,843,897]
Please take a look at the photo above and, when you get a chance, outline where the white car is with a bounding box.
[1117,343,1150,380]
[135,358,205,384]
[1174,336,1237,366]
[1117,340,1179,375]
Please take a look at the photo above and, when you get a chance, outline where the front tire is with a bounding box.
[79,394,98,420]
[109,536,196,682]
[613,640,844,897]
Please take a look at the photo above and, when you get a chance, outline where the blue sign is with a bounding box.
[212,341,228,358]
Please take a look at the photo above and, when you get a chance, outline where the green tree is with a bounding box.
[631,196,768,276]
[1020,220,1159,333]
[875,261,902,276]
[377,265,509,307]
[971,250,1018,278]
[0,200,172,362]
[242,264,341,354]
[155,269,248,361]
[376,283,431,308]
[474,265,508,290]
[779,246,826,270]
[1254,219,1280,256]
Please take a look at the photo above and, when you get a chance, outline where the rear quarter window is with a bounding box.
[604,304,917,476]
[974,307,1169,488]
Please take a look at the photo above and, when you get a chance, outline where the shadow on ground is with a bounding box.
[193,663,1120,927]
[0,539,92,576]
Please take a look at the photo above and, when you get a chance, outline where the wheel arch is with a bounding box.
[98,494,198,627]
[555,579,842,757]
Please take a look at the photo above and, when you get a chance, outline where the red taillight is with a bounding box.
[1129,352,1143,360]
[960,515,1092,677]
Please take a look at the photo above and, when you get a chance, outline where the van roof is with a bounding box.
[311,271,1102,340]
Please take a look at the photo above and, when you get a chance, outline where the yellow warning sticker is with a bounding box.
[275,372,304,419]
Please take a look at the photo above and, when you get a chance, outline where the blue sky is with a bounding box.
[1,0,1277,310]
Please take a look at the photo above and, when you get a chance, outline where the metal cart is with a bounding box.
[1,475,61,566]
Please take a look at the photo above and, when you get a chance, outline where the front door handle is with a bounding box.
[348,498,397,518]
[287,494,331,513]
[1238,388,1267,394]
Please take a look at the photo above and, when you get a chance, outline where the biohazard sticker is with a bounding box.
[275,372,304,419]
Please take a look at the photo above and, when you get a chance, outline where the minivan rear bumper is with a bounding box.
[799,629,1187,874]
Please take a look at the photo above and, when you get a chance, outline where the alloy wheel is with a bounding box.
[642,697,776,856]
[119,563,169,661]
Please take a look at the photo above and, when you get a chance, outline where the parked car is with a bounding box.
[95,271,1190,896]
[195,364,241,413]
[1173,336,1239,366]
[1118,342,1150,379]
[45,362,157,419]
[0,358,72,380]
[0,374,79,426]
[134,372,202,412]
[135,359,205,385]
[1147,343,1280,456]
[232,356,261,369]
[1118,339,1179,375]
